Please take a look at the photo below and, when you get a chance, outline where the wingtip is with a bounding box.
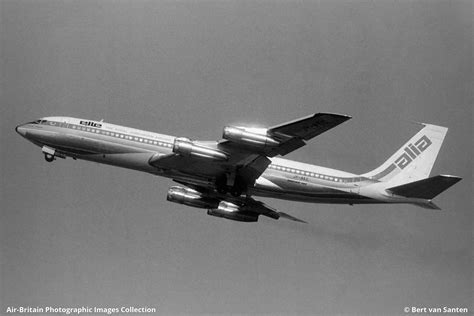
[439,174,462,181]
[278,212,308,223]
[318,112,352,120]
[424,201,442,210]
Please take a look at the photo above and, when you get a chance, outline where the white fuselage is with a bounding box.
[15,116,428,207]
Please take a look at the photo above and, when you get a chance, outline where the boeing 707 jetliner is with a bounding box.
[16,113,461,223]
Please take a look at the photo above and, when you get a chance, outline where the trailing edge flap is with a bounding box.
[386,175,462,199]
[277,212,308,223]
[243,199,307,223]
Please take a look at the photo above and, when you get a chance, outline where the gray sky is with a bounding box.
[1,1,472,315]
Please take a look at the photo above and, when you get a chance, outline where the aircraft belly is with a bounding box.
[78,152,158,173]
[267,176,345,194]
[26,126,149,155]
[27,127,161,173]
[251,175,369,204]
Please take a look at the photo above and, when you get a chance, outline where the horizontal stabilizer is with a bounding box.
[387,175,462,199]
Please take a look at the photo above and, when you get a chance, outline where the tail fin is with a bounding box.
[386,175,462,199]
[361,124,448,186]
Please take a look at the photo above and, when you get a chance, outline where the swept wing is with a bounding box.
[150,113,351,191]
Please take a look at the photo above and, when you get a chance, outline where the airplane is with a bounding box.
[15,113,461,223]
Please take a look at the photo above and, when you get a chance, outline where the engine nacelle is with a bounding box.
[167,186,219,209]
[207,201,259,222]
[173,137,228,161]
[222,126,280,148]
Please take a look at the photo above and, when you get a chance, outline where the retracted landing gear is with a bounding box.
[44,153,55,162]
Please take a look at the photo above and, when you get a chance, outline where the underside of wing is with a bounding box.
[170,182,307,223]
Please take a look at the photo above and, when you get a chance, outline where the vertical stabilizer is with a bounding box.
[361,124,448,186]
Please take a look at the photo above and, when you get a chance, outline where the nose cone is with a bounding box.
[15,124,27,137]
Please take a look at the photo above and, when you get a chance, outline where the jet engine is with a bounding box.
[167,186,219,209]
[207,201,259,222]
[173,137,228,161]
[222,126,280,148]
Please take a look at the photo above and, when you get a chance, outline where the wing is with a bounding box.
[220,112,351,157]
[224,195,307,223]
[150,113,350,192]
[217,112,351,185]
[266,112,352,156]
[269,112,351,141]
[174,181,307,223]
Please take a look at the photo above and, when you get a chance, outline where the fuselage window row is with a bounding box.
[50,121,173,149]
[46,120,357,183]
[269,164,349,183]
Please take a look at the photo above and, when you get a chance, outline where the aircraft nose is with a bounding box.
[15,124,27,137]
